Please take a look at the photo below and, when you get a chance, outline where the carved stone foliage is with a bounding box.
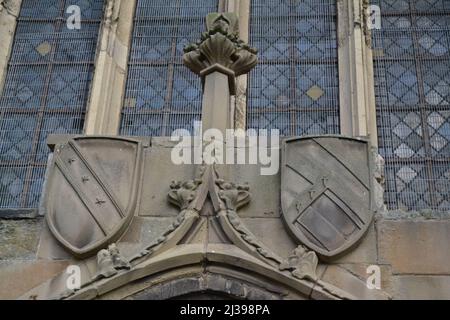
[109,244,131,270]
[216,180,251,211]
[215,178,320,279]
[224,210,281,266]
[362,0,372,47]
[183,13,258,78]
[215,178,282,266]
[95,244,131,280]
[131,209,197,262]
[0,0,21,16]
[128,177,204,264]
[280,246,319,282]
[104,0,119,28]
[96,249,117,279]
[168,179,202,210]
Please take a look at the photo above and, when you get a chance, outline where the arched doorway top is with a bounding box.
[67,244,352,300]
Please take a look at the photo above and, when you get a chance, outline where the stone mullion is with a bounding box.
[227,0,250,130]
[84,0,137,135]
[0,0,22,96]
[361,0,378,148]
[0,0,23,167]
[183,12,257,134]
[337,0,378,147]
[218,0,227,13]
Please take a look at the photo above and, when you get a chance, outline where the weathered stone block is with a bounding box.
[320,265,390,300]
[230,164,280,218]
[338,263,393,296]
[0,218,43,260]
[0,260,70,300]
[378,220,450,274]
[139,140,196,217]
[137,217,178,244]
[392,276,450,300]
[242,217,297,258]
[121,216,176,245]
[120,216,144,243]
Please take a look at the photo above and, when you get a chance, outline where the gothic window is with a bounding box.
[0,0,104,209]
[247,0,340,136]
[120,0,219,137]
[372,0,450,210]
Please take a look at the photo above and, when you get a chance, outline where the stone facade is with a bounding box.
[1,1,450,300]
[0,129,448,300]
[0,138,450,299]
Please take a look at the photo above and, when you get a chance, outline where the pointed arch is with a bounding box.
[68,244,349,300]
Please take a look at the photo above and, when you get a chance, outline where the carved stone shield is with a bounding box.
[281,136,375,258]
[45,137,143,258]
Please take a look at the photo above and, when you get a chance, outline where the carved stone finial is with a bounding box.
[216,180,251,211]
[280,246,319,282]
[168,179,202,210]
[183,13,258,94]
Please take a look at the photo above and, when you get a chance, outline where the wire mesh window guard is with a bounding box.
[247,0,340,136]
[0,0,104,209]
[120,0,219,137]
[372,0,450,211]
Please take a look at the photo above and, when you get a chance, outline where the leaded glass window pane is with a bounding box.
[0,0,104,209]
[120,0,219,137]
[372,0,450,211]
[247,0,340,135]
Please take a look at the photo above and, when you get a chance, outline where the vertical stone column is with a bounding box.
[227,0,251,130]
[183,13,258,135]
[84,0,137,135]
[201,69,233,135]
[338,0,378,147]
[362,0,378,149]
[0,0,22,93]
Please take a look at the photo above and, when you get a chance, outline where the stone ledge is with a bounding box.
[0,209,38,220]
[379,210,450,221]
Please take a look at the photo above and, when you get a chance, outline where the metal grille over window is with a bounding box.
[0,0,104,209]
[120,0,219,137]
[372,0,450,211]
[247,0,340,136]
